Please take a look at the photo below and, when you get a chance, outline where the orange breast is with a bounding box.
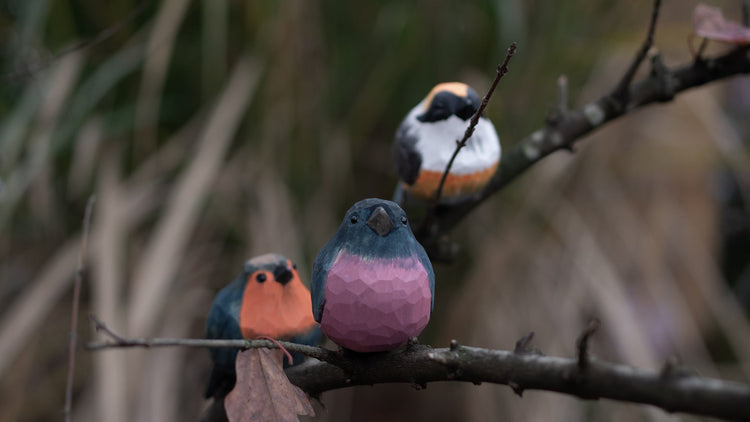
[239,268,317,340]
[407,163,498,201]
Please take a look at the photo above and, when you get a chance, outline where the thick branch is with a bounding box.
[286,343,750,421]
[419,46,750,249]
[87,320,750,421]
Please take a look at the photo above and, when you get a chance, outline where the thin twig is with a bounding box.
[611,0,662,105]
[86,314,336,363]
[63,196,96,422]
[689,34,709,62]
[89,314,129,344]
[431,42,517,208]
[513,331,539,355]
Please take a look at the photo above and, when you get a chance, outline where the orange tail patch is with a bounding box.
[407,163,498,201]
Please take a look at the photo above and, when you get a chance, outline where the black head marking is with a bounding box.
[417,87,480,123]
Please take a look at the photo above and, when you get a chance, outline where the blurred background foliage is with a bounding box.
[1,0,749,421]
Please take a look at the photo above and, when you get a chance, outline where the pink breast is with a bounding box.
[321,252,432,352]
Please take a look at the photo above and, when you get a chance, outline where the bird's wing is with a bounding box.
[286,325,322,367]
[393,120,422,185]
[204,288,242,398]
[311,254,328,322]
[311,241,344,322]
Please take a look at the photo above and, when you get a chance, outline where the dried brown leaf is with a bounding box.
[225,349,315,422]
[693,3,750,45]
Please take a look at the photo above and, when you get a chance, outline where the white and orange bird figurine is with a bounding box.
[392,82,501,204]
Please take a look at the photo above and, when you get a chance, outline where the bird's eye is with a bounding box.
[350,214,358,224]
[401,216,408,225]
[292,262,297,270]
[256,273,267,283]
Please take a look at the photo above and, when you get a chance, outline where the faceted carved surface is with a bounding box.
[320,252,432,352]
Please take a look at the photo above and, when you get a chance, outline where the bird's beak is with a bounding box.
[366,206,394,237]
[273,265,293,285]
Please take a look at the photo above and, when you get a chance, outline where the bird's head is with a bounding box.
[238,253,316,339]
[417,82,480,123]
[331,198,420,259]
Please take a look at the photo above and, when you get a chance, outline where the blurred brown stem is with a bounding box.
[63,195,95,422]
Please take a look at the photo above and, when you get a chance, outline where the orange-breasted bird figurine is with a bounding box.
[204,253,320,401]
[393,82,501,204]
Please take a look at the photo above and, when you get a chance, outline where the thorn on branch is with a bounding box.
[612,0,662,107]
[660,355,699,379]
[648,47,677,102]
[508,381,524,397]
[450,339,459,351]
[576,319,601,370]
[557,75,568,114]
[546,75,569,126]
[406,337,421,350]
[514,331,541,355]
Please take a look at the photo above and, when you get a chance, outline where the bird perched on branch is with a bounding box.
[393,82,501,204]
[311,198,435,352]
[204,253,320,401]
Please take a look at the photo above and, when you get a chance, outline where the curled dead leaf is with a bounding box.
[225,348,315,422]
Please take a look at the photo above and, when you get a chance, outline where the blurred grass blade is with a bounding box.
[201,0,228,99]
[134,0,192,156]
[0,51,84,228]
[54,42,145,152]
[128,55,261,336]
[0,237,79,378]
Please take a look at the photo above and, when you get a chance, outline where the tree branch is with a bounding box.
[419,45,750,252]
[286,343,750,421]
[86,317,750,421]
[414,0,750,256]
